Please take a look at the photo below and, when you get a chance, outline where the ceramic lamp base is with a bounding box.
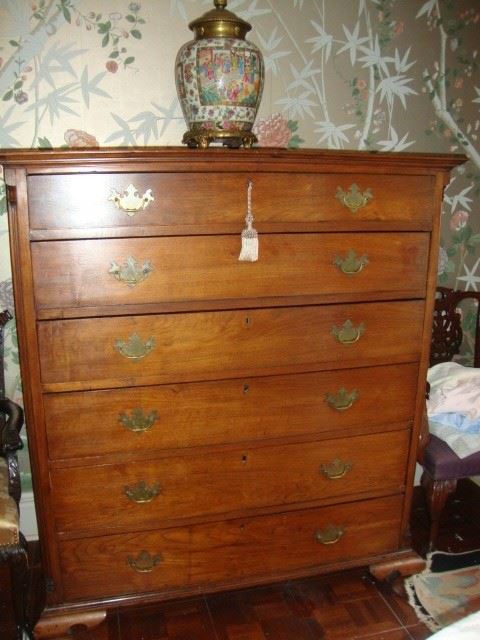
[182,129,257,149]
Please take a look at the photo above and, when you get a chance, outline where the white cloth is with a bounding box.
[427,362,480,458]
[428,362,480,421]
[427,610,480,639]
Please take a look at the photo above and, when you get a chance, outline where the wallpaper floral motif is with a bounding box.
[0,0,479,487]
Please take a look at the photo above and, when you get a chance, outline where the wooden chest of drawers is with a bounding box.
[1,147,463,633]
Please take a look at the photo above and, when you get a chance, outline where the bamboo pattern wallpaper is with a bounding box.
[0,0,479,487]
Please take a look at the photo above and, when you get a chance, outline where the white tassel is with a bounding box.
[239,181,258,262]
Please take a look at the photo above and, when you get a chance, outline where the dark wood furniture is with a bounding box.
[0,147,464,637]
[418,287,480,550]
[0,309,32,639]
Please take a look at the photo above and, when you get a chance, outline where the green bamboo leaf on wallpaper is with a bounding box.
[26,83,80,124]
[80,67,111,108]
[33,42,87,89]
[468,234,480,248]
[104,113,137,146]
[128,111,160,144]
[287,120,304,148]
[0,106,23,147]
[37,137,53,149]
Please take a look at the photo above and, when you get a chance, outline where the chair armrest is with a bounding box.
[0,398,24,504]
[0,397,24,455]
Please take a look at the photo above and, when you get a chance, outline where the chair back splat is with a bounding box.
[430,287,480,367]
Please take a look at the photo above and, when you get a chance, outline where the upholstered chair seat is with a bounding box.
[423,434,480,480]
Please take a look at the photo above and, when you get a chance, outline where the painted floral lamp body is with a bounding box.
[175,0,264,148]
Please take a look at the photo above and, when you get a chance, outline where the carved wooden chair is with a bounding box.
[0,309,34,639]
[418,287,480,551]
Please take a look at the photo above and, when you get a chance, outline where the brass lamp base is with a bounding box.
[182,129,257,149]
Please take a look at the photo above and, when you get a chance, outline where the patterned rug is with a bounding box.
[405,549,480,632]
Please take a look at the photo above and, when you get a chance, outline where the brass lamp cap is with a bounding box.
[189,0,252,40]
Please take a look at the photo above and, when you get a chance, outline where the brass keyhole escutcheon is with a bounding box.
[241,453,249,464]
[243,383,250,394]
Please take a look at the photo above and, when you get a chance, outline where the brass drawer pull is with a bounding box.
[108,184,154,215]
[114,333,156,360]
[331,320,365,345]
[127,550,162,573]
[315,525,344,545]
[109,256,154,287]
[325,387,359,411]
[124,480,161,503]
[320,458,352,480]
[119,408,159,433]
[336,183,372,213]
[334,250,369,275]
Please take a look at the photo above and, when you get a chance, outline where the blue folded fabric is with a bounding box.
[428,411,480,434]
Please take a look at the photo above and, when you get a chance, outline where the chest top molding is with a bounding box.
[0,147,466,177]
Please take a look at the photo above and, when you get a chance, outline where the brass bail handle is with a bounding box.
[325,388,359,412]
[108,184,154,215]
[114,333,156,360]
[127,550,162,573]
[315,525,344,545]
[336,184,373,214]
[119,408,159,433]
[124,480,161,503]
[331,320,365,345]
[334,250,369,276]
[320,459,353,480]
[109,256,154,287]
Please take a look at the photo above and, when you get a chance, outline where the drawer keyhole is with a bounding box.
[243,383,250,394]
[244,316,252,328]
[241,454,249,464]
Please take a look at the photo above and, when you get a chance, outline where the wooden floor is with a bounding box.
[2,482,480,640]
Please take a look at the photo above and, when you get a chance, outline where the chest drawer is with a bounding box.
[27,171,434,237]
[58,494,403,601]
[44,362,418,460]
[51,429,409,536]
[37,301,425,390]
[32,233,429,313]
